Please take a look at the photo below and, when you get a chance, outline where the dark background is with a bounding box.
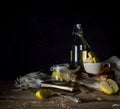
[0,2,120,79]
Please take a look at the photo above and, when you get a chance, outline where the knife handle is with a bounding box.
[61,95,81,103]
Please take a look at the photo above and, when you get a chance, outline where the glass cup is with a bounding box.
[50,63,71,85]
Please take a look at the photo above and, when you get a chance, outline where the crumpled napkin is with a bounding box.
[105,56,120,70]
[105,56,120,85]
[15,71,50,90]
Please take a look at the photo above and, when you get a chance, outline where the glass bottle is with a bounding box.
[70,24,90,72]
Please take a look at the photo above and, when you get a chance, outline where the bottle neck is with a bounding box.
[71,35,86,56]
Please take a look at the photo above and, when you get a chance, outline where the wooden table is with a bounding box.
[0,79,120,109]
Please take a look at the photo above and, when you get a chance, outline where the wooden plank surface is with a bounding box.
[0,79,120,109]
